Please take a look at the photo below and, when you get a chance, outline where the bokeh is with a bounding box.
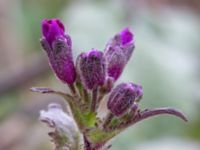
[0,0,200,150]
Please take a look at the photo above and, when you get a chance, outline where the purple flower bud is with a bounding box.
[76,49,106,90]
[41,19,76,84]
[104,28,135,80]
[42,19,65,46]
[120,28,134,45]
[107,83,143,117]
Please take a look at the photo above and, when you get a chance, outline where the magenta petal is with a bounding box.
[55,19,65,31]
[41,18,65,46]
[120,28,133,45]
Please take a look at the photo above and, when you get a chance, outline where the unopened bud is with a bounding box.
[107,83,143,117]
[76,49,106,90]
[104,28,135,81]
[41,19,76,84]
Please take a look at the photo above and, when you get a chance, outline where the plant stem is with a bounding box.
[98,94,104,102]
[84,135,92,150]
[83,135,106,150]
[68,84,76,95]
[118,107,188,130]
[103,113,114,129]
[91,88,98,113]
[83,88,89,103]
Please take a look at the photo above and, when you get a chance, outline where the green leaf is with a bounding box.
[87,128,118,144]
[84,112,96,128]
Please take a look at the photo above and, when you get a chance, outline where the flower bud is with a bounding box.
[76,49,106,90]
[41,18,76,84]
[42,19,65,46]
[107,83,143,117]
[104,28,135,81]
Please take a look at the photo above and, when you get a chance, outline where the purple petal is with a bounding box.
[41,18,65,46]
[120,28,134,45]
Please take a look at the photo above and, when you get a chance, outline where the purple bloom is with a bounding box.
[120,28,134,45]
[41,18,76,84]
[42,19,65,46]
[107,83,143,117]
[76,49,106,90]
[104,28,135,81]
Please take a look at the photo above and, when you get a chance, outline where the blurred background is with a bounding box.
[0,0,200,150]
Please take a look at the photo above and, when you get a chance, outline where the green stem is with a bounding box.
[83,88,89,103]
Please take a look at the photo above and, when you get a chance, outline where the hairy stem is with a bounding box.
[118,107,187,130]
[103,113,114,130]
[83,88,90,103]
[91,88,98,113]
[30,87,74,102]
[84,135,92,150]
[83,134,106,150]
[68,84,77,96]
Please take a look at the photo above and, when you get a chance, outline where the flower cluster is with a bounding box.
[32,18,187,150]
